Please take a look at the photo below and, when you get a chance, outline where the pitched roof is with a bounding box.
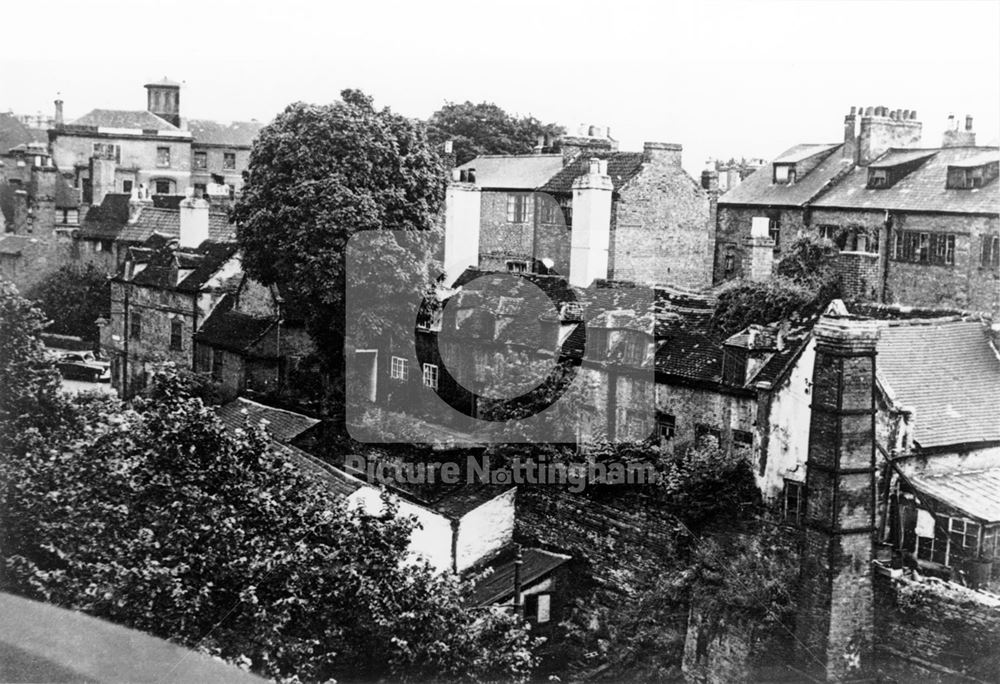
[188,119,264,148]
[455,154,564,189]
[117,206,235,244]
[949,150,1000,168]
[0,113,36,153]
[538,151,645,194]
[195,307,276,354]
[720,143,850,206]
[773,143,839,164]
[216,398,319,444]
[867,149,936,168]
[470,548,571,606]
[811,146,999,214]
[876,319,1000,449]
[907,467,1000,523]
[69,109,179,131]
[267,442,364,499]
[81,193,131,240]
[126,240,238,292]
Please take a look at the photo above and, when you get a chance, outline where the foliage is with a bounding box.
[427,101,565,166]
[775,234,841,289]
[234,90,448,422]
[0,366,539,682]
[28,264,110,341]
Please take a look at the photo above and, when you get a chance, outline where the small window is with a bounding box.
[656,412,676,442]
[506,194,529,223]
[768,219,780,248]
[122,180,133,194]
[129,312,141,340]
[155,180,171,195]
[100,239,113,252]
[390,356,409,381]
[733,429,753,449]
[223,152,236,170]
[868,168,888,188]
[558,196,573,227]
[783,480,805,524]
[58,209,79,225]
[723,249,736,275]
[948,517,981,563]
[211,348,224,382]
[422,363,439,389]
[194,183,207,198]
[981,235,999,269]
[170,320,183,351]
[506,260,528,273]
[695,423,722,445]
[92,143,120,163]
[773,164,796,184]
[156,146,171,167]
[523,593,552,624]
[193,151,208,169]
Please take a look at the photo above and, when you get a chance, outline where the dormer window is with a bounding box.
[773,164,796,184]
[868,168,888,188]
[946,159,999,189]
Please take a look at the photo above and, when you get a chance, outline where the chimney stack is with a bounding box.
[54,98,64,126]
[857,104,922,165]
[89,157,116,207]
[179,188,210,248]
[569,157,614,287]
[843,106,858,163]
[642,142,683,168]
[942,113,976,147]
[742,217,775,282]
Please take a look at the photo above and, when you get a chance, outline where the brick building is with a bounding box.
[714,106,999,314]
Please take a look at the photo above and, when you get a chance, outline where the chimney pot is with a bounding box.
[889,110,897,120]
[54,99,64,126]
[902,109,910,120]
[910,110,917,120]
[965,115,974,131]
[864,106,873,116]
[849,106,856,116]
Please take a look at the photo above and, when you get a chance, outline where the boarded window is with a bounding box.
[170,320,183,351]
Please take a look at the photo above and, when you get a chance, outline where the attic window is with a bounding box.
[773,164,796,184]
[868,168,888,188]
[947,161,999,189]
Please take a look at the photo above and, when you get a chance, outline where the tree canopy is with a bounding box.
[427,101,565,166]
[27,264,110,342]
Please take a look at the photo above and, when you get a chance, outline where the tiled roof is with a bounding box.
[270,442,365,499]
[907,467,1000,523]
[69,109,179,131]
[655,313,724,383]
[188,119,264,148]
[81,193,131,240]
[216,397,319,444]
[470,547,571,606]
[117,207,235,244]
[876,319,1000,449]
[773,144,839,164]
[195,306,276,354]
[538,151,645,194]
[811,146,999,214]
[720,143,849,206]
[126,240,237,293]
[455,154,564,190]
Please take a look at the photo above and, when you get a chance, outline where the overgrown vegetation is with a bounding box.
[28,264,110,342]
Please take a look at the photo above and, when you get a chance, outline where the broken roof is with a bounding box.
[907,467,1000,523]
[811,146,999,214]
[455,154,564,189]
[876,319,1000,449]
[216,397,319,444]
[720,143,849,206]
[470,547,571,606]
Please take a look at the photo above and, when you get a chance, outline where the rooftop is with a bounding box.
[538,151,645,194]
[216,398,319,445]
[195,302,276,355]
[469,547,572,606]
[117,206,235,244]
[455,154,564,190]
[720,143,848,207]
[68,109,180,132]
[907,467,1000,523]
[188,119,265,148]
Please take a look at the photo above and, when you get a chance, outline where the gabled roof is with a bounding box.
[188,119,264,148]
[125,240,237,293]
[720,143,849,207]
[117,207,235,244]
[68,109,179,131]
[216,397,319,444]
[811,146,999,214]
[538,151,645,194]
[81,193,131,240]
[470,547,571,606]
[876,319,1000,449]
[195,305,276,354]
[907,467,1000,523]
[455,154,564,190]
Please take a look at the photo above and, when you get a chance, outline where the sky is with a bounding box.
[2,0,998,176]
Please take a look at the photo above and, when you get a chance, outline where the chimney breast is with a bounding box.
[642,142,683,167]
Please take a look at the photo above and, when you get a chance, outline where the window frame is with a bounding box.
[422,363,439,389]
[506,260,528,273]
[129,312,141,340]
[981,235,1000,269]
[783,479,805,524]
[169,319,183,351]
[193,150,208,170]
[656,412,676,442]
[156,146,171,168]
[390,355,409,381]
[506,193,529,224]
[222,151,237,170]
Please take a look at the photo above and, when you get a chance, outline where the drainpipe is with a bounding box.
[512,544,523,616]
[450,518,459,574]
[881,210,893,303]
[122,285,129,397]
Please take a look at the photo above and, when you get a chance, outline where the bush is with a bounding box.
[28,264,110,342]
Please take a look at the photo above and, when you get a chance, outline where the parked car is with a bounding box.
[56,351,111,383]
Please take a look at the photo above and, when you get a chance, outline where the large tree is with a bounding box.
[427,101,565,165]
[28,264,110,342]
[235,90,447,422]
[0,366,538,682]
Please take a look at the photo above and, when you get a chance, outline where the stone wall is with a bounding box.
[713,206,807,284]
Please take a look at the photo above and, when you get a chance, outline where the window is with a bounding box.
[723,249,736,275]
[156,146,170,167]
[559,196,573,227]
[58,209,79,225]
[917,514,982,566]
[129,312,141,340]
[524,593,551,624]
[868,168,888,188]
[819,225,840,242]
[155,180,171,195]
[695,423,722,445]
[92,143,120,162]
[773,164,796,184]
[982,235,1000,269]
[948,517,981,562]
[193,151,208,169]
[894,231,956,266]
[170,320,183,351]
[783,480,805,524]
[223,152,236,170]
[656,412,676,442]
[390,356,409,381]
[422,363,439,389]
[100,239,113,252]
[768,218,780,248]
[122,179,133,194]
[194,183,207,198]
[211,348,224,382]
[984,525,1000,561]
[506,194,529,223]
[506,260,528,273]
[733,429,753,450]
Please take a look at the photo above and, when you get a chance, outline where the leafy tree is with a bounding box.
[0,367,539,682]
[427,101,565,165]
[235,90,448,424]
[28,264,110,341]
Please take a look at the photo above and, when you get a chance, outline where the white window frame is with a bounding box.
[422,363,439,389]
[390,356,408,381]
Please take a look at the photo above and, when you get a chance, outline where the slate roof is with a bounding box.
[876,319,1000,449]
[811,146,999,214]
[126,240,237,293]
[470,547,571,606]
[538,151,645,194]
[195,306,276,354]
[720,143,849,206]
[117,207,235,244]
[69,109,180,131]
[867,149,936,168]
[949,150,1000,167]
[0,113,37,153]
[216,398,319,444]
[188,119,264,148]
[455,154,564,189]
[80,193,131,240]
[773,144,839,164]
[907,467,1000,523]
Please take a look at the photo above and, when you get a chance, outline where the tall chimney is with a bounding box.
[442,178,482,285]
[942,114,976,147]
[54,98,64,126]
[857,105,922,165]
[742,217,775,282]
[569,158,613,287]
[795,316,880,682]
[842,107,858,163]
[89,157,116,207]
[179,189,210,248]
[643,142,683,167]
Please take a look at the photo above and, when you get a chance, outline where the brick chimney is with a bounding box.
[443,176,482,284]
[569,158,613,287]
[742,217,775,281]
[179,189,210,248]
[942,113,976,148]
[857,105,922,166]
[54,98,64,126]
[561,124,617,165]
[643,142,683,168]
[795,316,880,681]
[842,106,858,163]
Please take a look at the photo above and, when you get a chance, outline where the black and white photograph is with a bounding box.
[1,1,999,681]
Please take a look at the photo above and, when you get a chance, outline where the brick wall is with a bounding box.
[838,251,881,301]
